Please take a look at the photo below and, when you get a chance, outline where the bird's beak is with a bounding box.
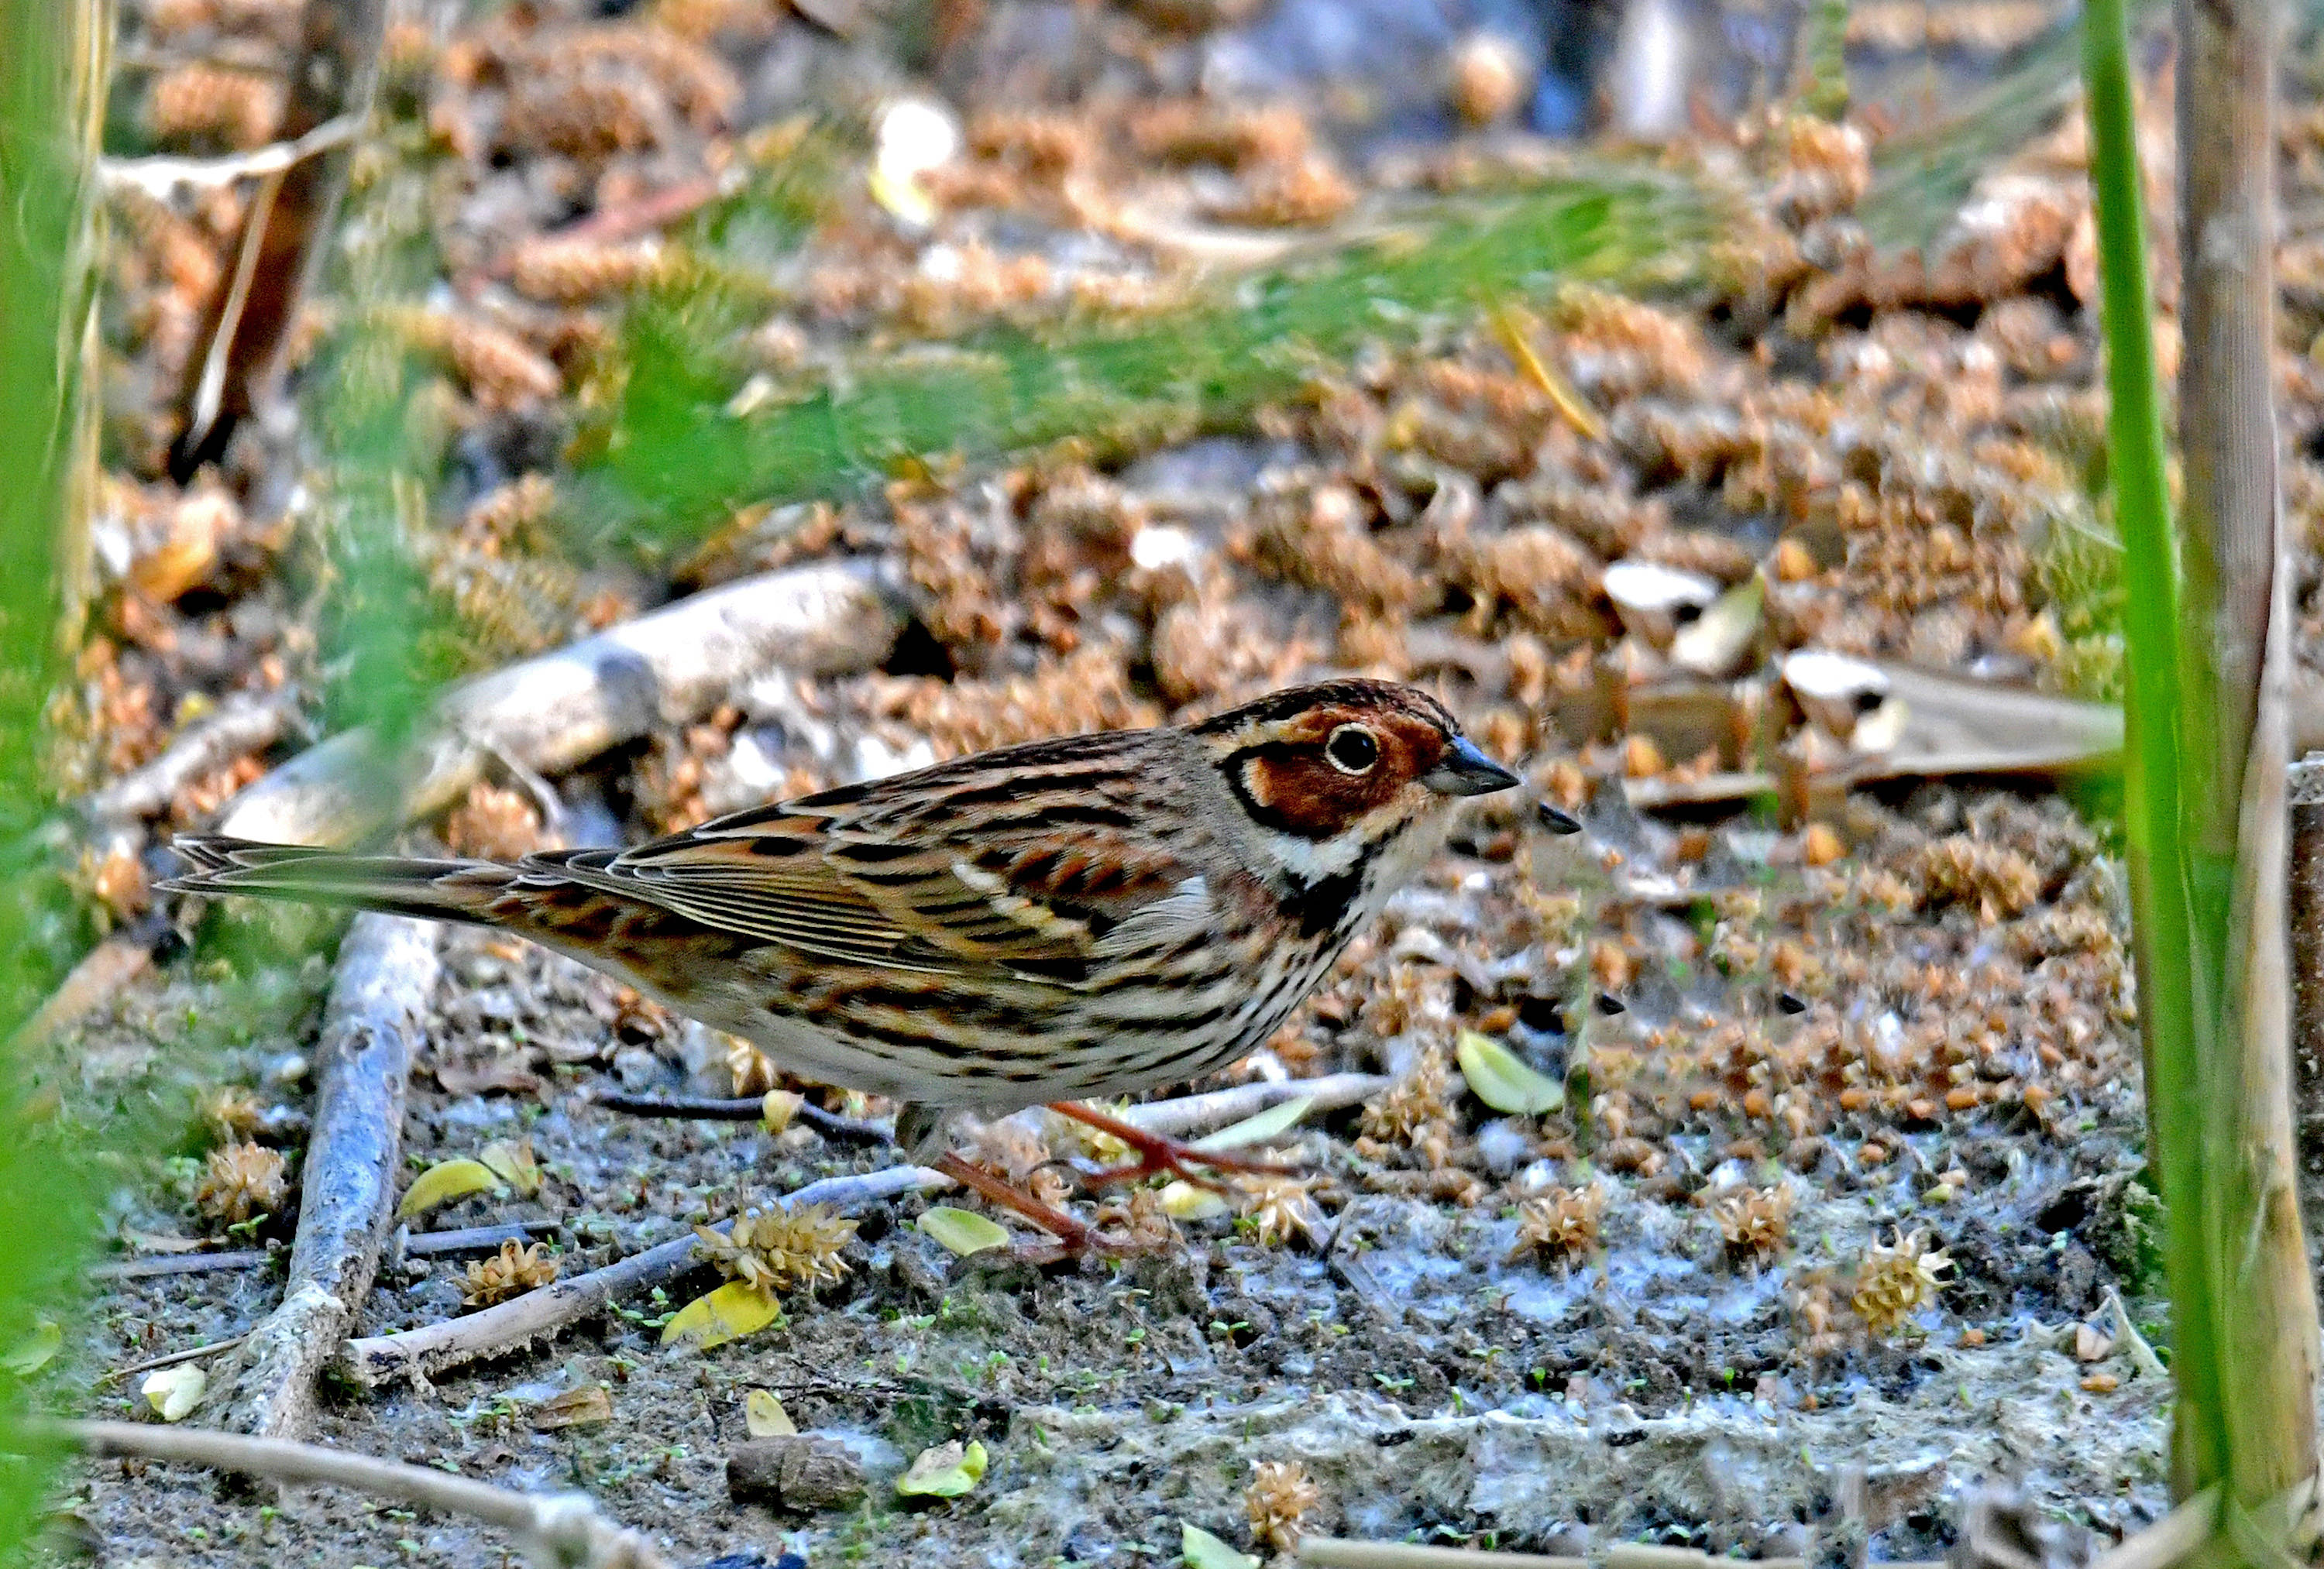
[1422,736,1521,796]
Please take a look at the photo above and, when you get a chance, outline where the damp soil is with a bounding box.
[56,776,2174,1569]
[47,0,2277,1558]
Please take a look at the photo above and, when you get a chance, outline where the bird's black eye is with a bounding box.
[1325,725,1380,774]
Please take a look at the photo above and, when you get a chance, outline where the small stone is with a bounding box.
[612,1045,662,1092]
[727,1435,866,1512]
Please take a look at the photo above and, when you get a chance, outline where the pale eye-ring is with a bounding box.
[1325,724,1380,774]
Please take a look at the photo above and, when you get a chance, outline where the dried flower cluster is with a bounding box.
[196,1142,287,1224]
[1851,1229,1953,1336]
[632,706,746,833]
[861,649,1162,762]
[1910,835,2044,922]
[1358,1046,1452,1145]
[443,781,551,862]
[697,1203,858,1299]
[462,1241,561,1306]
[1245,1458,1323,1552]
[1237,1174,1327,1248]
[383,308,563,409]
[146,65,284,149]
[724,1035,779,1097]
[1093,1186,1181,1250]
[1508,1184,1604,1264]
[1710,1184,1795,1265]
[201,1089,265,1142]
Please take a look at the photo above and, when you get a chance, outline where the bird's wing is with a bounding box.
[521,747,1215,984]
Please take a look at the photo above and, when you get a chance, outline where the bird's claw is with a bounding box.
[929,1152,1156,1259]
[1046,1100,1299,1190]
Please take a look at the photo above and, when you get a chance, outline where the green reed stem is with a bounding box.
[2082,0,2227,1492]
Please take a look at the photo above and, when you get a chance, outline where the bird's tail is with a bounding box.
[162,836,520,927]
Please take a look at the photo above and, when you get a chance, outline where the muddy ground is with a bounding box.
[36,0,2298,1559]
[60,780,2173,1568]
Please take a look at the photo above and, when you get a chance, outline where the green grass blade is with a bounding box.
[0,1,116,1555]
[587,175,1709,550]
[1866,0,2168,249]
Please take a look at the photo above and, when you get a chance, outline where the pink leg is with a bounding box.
[929,1153,1157,1258]
[1045,1100,1301,1191]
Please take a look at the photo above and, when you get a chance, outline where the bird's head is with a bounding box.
[1191,679,1519,871]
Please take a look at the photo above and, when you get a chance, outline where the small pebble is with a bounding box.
[727,1435,866,1512]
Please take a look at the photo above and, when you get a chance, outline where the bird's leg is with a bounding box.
[927,1154,1153,1258]
[1045,1100,1300,1191]
[899,1109,1162,1257]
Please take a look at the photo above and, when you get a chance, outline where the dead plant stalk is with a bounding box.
[2171,0,2320,1509]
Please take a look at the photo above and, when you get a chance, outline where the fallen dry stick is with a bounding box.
[13,915,162,1049]
[586,1089,893,1145]
[95,1221,548,1281]
[400,1221,554,1258]
[99,114,363,197]
[209,914,439,1437]
[100,1336,248,1385]
[1112,1073,1390,1139]
[47,1419,668,1569]
[215,558,906,846]
[84,690,301,828]
[45,561,904,1052]
[1625,662,2125,812]
[338,1164,946,1388]
[92,1249,269,1281]
[592,1075,1388,1148]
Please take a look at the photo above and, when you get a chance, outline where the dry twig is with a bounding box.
[100,1336,248,1385]
[99,112,362,197]
[92,1222,540,1282]
[12,915,162,1049]
[84,691,298,826]
[1115,1073,1391,1138]
[593,1073,1389,1146]
[208,913,438,1437]
[338,1165,944,1387]
[43,1419,669,1569]
[214,559,906,846]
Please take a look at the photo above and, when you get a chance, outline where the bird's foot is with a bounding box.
[1044,1100,1299,1192]
[927,1153,1158,1259]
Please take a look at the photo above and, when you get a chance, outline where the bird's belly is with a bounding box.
[1042,936,1344,1104]
[690,958,1106,1108]
[632,929,1347,1113]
